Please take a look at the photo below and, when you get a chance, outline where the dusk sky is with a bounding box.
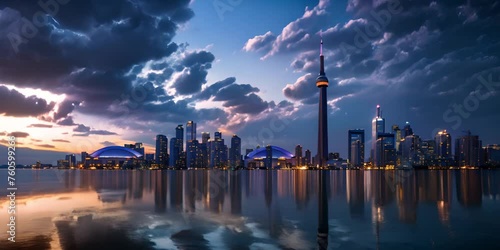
[0,0,499,164]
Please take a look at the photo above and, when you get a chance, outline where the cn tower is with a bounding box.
[316,38,329,168]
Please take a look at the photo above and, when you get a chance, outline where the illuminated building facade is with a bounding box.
[455,131,482,168]
[375,133,396,168]
[87,146,143,169]
[401,134,420,166]
[348,129,365,167]
[244,145,294,169]
[209,132,226,168]
[485,144,500,165]
[295,144,303,167]
[155,134,168,167]
[170,125,185,168]
[371,105,385,162]
[305,149,312,167]
[230,135,242,168]
[186,121,197,141]
[186,139,200,168]
[435,130,453,166]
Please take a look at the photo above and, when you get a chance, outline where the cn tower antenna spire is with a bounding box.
[320,32,323,56]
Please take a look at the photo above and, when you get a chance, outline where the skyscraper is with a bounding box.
[186,121,197,141]
[200,132,210,168]
[316,38,329,168]
[435,130,452,166]
[435,130,452,159]
[65,154,76,168]
[371,105,385,162]
[455,131,482,167]
[375,133,396,167]
[169,125,184,168]
[403,122,413,137]
[81,151,88,165]
[169,139,177,167]
[155,134,168,167]
[305,149,312,167]
[202,132,210,144]
[210,132,226,168]
[214,131,222,140]
[392,125,402,152]
[186,139,199,168]
[295,145,303,167]
[401,134,421,166]
[265,145,273,169]
[419,140,436,166]
[348,129,365,167]
[222,144,229,167]
[230,135,242,168]
[176,124,184,151]
[186,121,197,169]
[485,144,500,165]
[198,142,208,168]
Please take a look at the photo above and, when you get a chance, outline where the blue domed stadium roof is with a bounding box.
[90,146,142,159]
[246,146,294,159]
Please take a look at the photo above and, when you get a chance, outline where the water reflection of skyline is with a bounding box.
[1,170,500,249]
[6,170,500,220]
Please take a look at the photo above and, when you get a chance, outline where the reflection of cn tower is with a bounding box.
[317,170,329,249]
[316,37,329,168]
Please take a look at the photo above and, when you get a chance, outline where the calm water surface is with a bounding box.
[0,170,499,250]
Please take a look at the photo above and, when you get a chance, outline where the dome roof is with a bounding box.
[246,146,294,159]
[90,146,142,159]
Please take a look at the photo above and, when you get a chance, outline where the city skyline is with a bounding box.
[1,0,500,164]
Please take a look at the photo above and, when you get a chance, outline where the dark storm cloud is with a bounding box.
[0,0,194,123]
[0,85,55,117]
[195,77,236,100]
[182,51,215,67]
[283,73,317,102]
[172,64,210,95]
[0,0,271,140]
[172,51,215,95]
[214,84,260,101]
[53,99,79,121]
[187,77,271,116]
[139,0,193,21]
[213,84,270,115]
[252,0,500,108]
